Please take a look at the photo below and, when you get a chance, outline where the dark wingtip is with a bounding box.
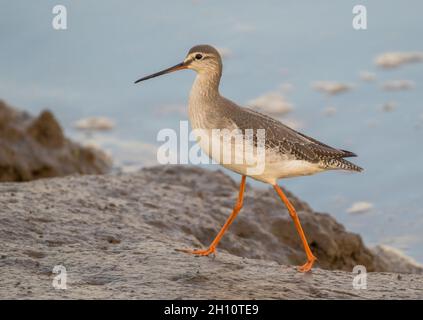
[340,149,357,158]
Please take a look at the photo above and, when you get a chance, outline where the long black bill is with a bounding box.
[134,62,187,84]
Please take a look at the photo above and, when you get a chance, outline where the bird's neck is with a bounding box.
[190,72,221,101]
[188,72,222,129]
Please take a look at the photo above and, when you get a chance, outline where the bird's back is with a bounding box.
[204,96,363,173]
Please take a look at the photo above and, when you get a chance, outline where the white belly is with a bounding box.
[193,128,324,185]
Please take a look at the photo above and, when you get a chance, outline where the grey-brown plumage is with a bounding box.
[136,44,363,184]
[188,45,221,56]
[227,105,363,172]
[135,44,362,273]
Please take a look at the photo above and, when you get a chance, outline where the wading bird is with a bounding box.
[135,45,362,272]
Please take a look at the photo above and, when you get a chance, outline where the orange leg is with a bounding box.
[177,175,247,256]
[273,184,317,272]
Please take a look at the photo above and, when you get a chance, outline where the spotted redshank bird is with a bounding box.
[135,45,362,272]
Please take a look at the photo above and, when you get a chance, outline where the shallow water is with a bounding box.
[1,1,423,263]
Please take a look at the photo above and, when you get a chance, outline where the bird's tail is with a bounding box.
[327,158,363,172]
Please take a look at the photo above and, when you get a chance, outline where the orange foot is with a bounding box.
[176,246,216,256]
[298,256,317,273]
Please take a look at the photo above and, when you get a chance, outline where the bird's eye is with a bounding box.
[195,54,203,60]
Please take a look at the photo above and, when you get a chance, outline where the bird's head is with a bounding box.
[134,44,222,84]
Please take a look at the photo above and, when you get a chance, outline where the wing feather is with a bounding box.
[225,103,357,163]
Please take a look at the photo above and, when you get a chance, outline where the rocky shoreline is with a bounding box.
[0,165,422,299]
[0,100,111,182]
